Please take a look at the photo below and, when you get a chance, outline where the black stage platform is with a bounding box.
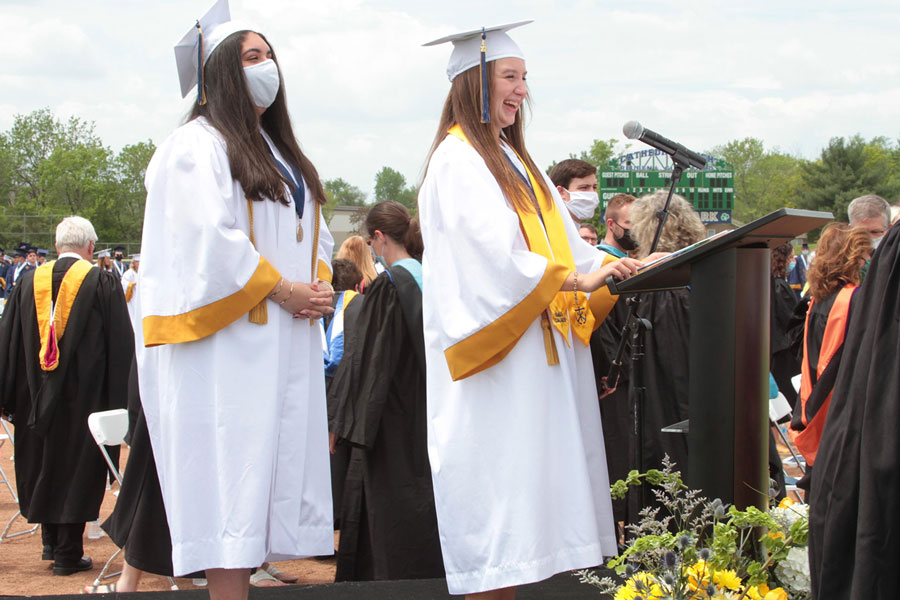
[2,571,608,599]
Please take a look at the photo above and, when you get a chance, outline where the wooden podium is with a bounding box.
[606,208,832,509]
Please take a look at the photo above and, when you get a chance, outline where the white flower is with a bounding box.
[774,546,811,594]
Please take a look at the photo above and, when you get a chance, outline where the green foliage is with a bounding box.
[323,177,367,225]
[0,109,155,250]
[710,137,805,224]
[795,135,900,240]
[577,138,619,167]
[579,459,811,599]
[374,166,417,214]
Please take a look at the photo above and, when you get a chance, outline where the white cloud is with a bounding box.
[1,0,899,199]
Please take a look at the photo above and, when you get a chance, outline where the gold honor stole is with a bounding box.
[125,281,136,303]
[33,259,93,371]
[447,126,595,353]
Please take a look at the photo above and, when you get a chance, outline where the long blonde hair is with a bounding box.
[336,235,377,286]
[423,60,550,214]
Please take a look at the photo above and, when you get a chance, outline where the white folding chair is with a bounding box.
[87,409,177,590]
[769,392,806,503]
[0,417,39,541]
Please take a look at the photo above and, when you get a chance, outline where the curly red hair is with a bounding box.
[807,223,872,301]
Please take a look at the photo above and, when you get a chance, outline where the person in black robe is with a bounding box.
[808,221,900,599]
[0,216,132,575]
[619,192,704,523]
[97,359,178,587]
[770,242,801,409]
[328,201,443,581]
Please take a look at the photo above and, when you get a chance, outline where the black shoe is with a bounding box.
[42,545,54,560]
[52,556,93,576]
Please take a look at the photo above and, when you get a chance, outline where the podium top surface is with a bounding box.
[607,208,833,294]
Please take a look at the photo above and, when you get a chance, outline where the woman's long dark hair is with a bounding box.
[423,60,551,214]
[189,31,326,206]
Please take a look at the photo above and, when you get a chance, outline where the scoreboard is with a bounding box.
[600,149,734,225]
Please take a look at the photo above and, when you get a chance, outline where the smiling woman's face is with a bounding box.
[490,57,527,136]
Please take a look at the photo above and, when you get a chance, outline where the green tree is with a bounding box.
[103,141,156,242]
[576,138,618,167]
[0,109,157,250]
[796,135,900,231]
[374,166,417,213]
[710,138,805,223]
[322,177,367,225]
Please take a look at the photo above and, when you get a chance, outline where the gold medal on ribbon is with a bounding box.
[297,222,304,242]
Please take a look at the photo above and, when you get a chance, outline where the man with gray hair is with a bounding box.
[848,194,891,246]
[0,215,133,575]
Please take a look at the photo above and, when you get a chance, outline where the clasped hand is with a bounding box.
[270,278,334,320]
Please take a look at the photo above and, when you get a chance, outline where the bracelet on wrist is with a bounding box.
[270,277,285,298]
[279,281,294,305]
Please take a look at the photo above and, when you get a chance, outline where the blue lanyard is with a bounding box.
[266,144,305,221]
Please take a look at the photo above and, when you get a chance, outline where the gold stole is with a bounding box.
[447,126,595,360]
[125,281,136,302]
[34,259,93,371]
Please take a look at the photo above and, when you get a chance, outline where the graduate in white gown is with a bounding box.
[419,22,645,599]
[120,254,140,334]
[138,1,335,598]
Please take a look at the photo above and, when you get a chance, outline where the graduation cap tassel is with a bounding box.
[196,21,208,106]
[479,27,490,124]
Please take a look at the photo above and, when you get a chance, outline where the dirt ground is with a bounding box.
[0,424,337,596]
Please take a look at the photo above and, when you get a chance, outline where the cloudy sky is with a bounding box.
[2,0,898,198]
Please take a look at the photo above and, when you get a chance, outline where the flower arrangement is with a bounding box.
[577,457,810,600]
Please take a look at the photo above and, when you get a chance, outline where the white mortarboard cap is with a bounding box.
[174,0,253,99]
[97,249,111,259]
[131,254,141,261]
[423,20,532,82]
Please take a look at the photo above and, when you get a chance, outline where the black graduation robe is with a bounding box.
[592,290,632,524]
[328,263,444,581]
[101,358,178,577]
[809,222,900,599]
[770,276,801,409]
[0,258,133,523]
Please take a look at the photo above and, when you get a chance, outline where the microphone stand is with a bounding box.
[604,153,690,521]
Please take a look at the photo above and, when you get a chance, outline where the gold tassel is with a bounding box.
[540,312,560,366]
[248,300,267,324]
[247,198,267,324]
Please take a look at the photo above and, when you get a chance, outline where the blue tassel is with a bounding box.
[196,21,207,105]
[480,27,489,123]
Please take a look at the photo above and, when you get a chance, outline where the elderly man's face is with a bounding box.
[854,216,887,240]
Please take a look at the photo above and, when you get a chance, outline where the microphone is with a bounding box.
[622,121,707,170]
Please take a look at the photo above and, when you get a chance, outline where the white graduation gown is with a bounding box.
[419,134,618,595]
[139,117,334,576]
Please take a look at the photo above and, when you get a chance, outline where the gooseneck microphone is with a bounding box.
[622,121,707,170]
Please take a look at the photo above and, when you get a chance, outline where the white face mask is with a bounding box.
[244,59,280,109]
[565,190,600,220]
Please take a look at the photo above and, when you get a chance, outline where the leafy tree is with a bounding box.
[796,135,900,232]
[322,177,367,225]
[0,108,104,208]
[576,138,618,167]
[105,141,156,242]
[324,177,366,206]
[374,166,417,213]
[710,138,805,224]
